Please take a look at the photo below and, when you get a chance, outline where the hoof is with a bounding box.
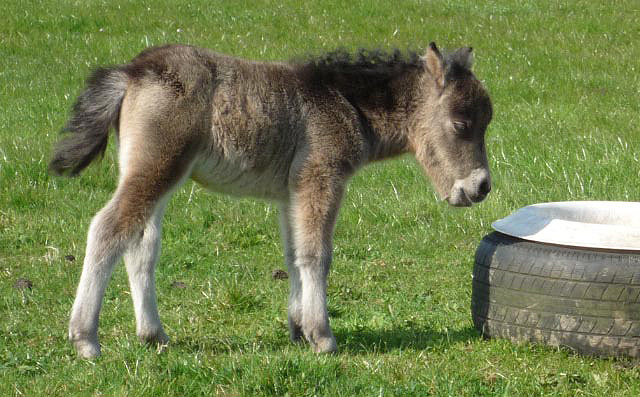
[311,336,338,354]
[305,329,337,353]
[139,329,169,349]
[73,339,101,359]
[288,318,304,342]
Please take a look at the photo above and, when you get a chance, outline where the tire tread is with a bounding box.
[472,232,640,358]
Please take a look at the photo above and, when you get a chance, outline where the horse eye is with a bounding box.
[453,120,470,133]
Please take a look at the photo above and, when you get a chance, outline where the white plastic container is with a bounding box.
[491,201,640,251]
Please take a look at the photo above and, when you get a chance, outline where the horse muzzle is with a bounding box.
[445,168,491,207]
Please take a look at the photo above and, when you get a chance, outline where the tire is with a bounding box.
[472,231,640,358]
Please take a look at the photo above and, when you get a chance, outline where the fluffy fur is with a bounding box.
[50,43,493,358]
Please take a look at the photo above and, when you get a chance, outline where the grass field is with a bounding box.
[2,0,640,395]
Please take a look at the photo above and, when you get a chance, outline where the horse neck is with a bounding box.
[356,71,422,163]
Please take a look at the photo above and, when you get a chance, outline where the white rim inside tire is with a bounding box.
[491,201,640,251]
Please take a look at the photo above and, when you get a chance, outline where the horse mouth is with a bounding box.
[444,188,473,207]
[444,181,490,207]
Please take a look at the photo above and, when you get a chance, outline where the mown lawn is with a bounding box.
[1,0,639,395]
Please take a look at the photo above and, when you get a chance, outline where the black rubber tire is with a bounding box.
[472,231,640,358]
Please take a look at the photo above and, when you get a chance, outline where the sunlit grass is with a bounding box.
[1,0,640,395]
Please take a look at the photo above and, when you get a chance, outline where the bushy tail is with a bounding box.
[49,67,129,176]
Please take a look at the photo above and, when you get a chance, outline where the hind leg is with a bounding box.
[69,175,186,358]
[68,198,133,358]
[123,196,170,348]
[69,155,194,358]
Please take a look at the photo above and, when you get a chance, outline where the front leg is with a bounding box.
[278,202,303,342]
[288,171,344,353]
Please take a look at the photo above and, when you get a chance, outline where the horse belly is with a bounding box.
[190,153,290,200]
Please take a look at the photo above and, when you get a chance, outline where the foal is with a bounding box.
[50,42,492,358]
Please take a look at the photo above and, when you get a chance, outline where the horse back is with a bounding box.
[119,45,367,199]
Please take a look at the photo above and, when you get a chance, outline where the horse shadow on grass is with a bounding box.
[334,324,482,355]
[173,324,482,355]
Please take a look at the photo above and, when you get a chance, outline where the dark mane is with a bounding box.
[296,49,424,109]
[302,48,423,79]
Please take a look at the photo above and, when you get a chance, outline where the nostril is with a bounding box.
[479,179,491,196]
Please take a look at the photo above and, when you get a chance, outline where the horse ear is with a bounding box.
[424,42,445,88]
[454,47,474,69]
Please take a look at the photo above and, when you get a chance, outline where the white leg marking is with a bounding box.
[68,202,127,358]
[290,192,340,353]
[123,197,169,347]
[297,253,336,353]
[279,201,303,341]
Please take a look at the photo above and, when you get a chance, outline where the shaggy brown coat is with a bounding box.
[50,43,492,358]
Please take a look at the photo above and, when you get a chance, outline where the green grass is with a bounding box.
[2,0,640,395]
